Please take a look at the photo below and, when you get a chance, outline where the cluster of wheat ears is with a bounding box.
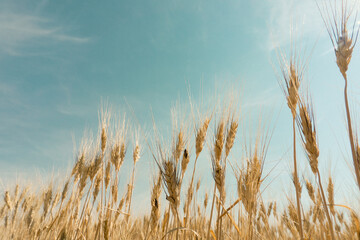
[1,1,360,240]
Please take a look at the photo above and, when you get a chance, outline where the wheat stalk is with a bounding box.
[297,97,335,240]
[277,40,306,240]
[317,0,360,190]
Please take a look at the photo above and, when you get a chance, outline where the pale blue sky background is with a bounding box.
[1,0,359,212]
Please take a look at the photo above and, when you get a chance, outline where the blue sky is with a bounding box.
[1,0,359,211]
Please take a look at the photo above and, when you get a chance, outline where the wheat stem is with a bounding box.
[317,171,335,240]
[343,74,360,190]
[206,183,217,240]
[293,117,304,240]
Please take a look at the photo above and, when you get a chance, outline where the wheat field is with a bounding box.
[1,1,360,240]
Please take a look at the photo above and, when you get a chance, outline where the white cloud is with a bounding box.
[54,34,89,43]
[243,86,281,109]
[266,0,325,51]
[266,0,360,51]
[0,12,89,56]
[0,82,15,95]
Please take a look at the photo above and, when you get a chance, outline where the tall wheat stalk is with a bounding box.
[126,134,140,219]
[207,118,226,240]
[297,97,336,240]
[277,41,307,240]
[317,0,360,190]
[184,117,210,229]
[152,126,187,240]
[235,124,270,240]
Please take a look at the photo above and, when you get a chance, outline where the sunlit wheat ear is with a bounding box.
[153,142,180,216]
[235,128,270,240]
[161,208,170,232]
[195,179,201,192]
[225,117,239,159]
[283,211,300,238]
[181,149,190,178]
[61,180,70,203]
[273,202,278,218]
[305,179,316,203]
[17,185,29,206]
[78,160,90,195]
[195,117,210,158]
[155,131,186,215]
[99,106,111,155]
[352,137,360,172]
[42,184,53,218]
[277,43,307,117]
[111,182,118,204]
[4,191,12,210]
[150,173,162,234]
[110,142,126,172]
[267,202,273,217]
[288,201,300,233]
[174,130,185,164]
[203,193,209,209]
[214,120,225,163]
[13,184,19,201]
[351,212,360,237]
[114,197,125,221]
[292,170,302,197]
[151,120,184,239]
[101,125,107,155]
[133,144,140,164]
[212,158,226,202]
[317,0,360,78]
[211,119,226,202]
[236,156,261,216]
[89,154,102,181]
[93,169,103,202]
[131,127,141,165]
[327,176,335,215]
[104,161,111,189]
[313,190,324,223]
[296,98,319,175]
[126,128,142,219]
[72,152,85,181]
[110,116,127,171]
[162,159,180,211]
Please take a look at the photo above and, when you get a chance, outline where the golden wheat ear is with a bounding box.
[296,97,319,175]
[276,38,307,118]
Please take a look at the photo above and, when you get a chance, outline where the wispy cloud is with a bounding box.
[54,34,89,43]
[266,0,360,52]
[0,82,15,95]
[0,12,89,56]
[243,86,282,110]
[266,0,324,51]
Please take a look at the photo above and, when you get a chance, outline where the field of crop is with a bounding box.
[1,1,360,240]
